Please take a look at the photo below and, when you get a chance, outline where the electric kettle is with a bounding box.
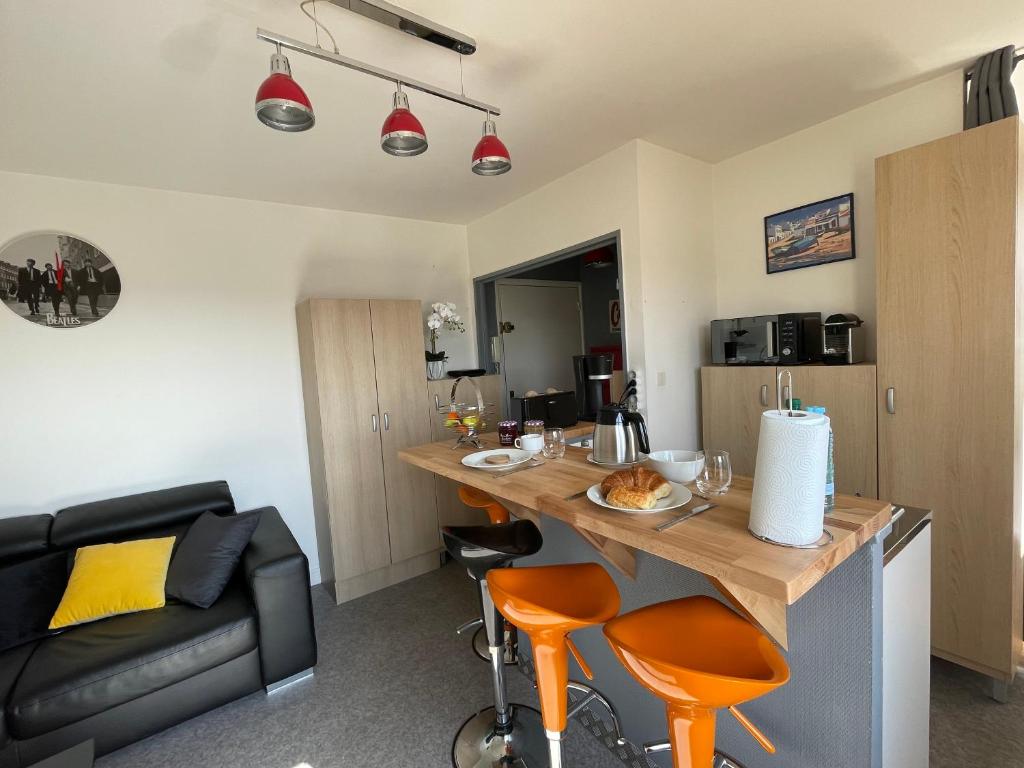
[592,404,650,465]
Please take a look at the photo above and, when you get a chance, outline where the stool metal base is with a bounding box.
[472,625,519,666]
[451,703,547,768]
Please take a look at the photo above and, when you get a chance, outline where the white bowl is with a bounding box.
[647,450,705,483]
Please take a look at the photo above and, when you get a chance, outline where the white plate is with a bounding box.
[462,448,535,472]
[586,453,649,470]
[586,481,693,514]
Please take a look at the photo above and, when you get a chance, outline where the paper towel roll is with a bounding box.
[749,410,830,546]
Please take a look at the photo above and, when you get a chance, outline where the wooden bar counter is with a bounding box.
[400,434,892,648]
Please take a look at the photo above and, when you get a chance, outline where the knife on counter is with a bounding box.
[655,503,716,532]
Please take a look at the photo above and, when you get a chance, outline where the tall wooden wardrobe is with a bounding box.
[875,116,1024,688]
[296,299,440,604]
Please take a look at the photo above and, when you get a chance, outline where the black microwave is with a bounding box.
[710,313,821,365]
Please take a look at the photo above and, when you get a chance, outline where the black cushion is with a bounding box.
[51,482,235,550]
[441,520,543,579]
[6,575,257,740]
[0,641,38,749]
[0,553,69,654]
[0,516,52,566]
[166,510,261,609]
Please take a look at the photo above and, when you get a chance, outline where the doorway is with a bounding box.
[496,279,584,404]
[473,233,626,418]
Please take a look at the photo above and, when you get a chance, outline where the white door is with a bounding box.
[496,280,584,409]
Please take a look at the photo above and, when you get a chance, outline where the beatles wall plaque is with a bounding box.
[0,233,121,328]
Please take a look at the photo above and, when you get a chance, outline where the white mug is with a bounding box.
[515,434,544,454]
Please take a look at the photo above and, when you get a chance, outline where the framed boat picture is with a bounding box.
[764,193,855,274]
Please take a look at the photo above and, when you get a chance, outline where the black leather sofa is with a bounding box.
[0,482,317,767]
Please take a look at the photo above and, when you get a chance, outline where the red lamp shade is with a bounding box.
[381,88,427,156]
[472,118,510,176]
[255,52,315,132]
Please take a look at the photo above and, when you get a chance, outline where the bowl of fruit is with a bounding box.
[438,377,492,448]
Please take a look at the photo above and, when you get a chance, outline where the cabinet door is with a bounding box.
[789,365,877,498]
[700,366,776,477]
[876,118,1020,678]
[370,300,440,563]
[308,300,392,581]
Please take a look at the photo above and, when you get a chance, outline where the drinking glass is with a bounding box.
[696,450,732,496]
[542,427,566,459]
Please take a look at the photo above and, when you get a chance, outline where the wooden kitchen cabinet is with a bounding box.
[700,366,776,477]
[426,374,503,527]
[788,364,877,498]
[700,364,877,497]
[297,298,441,604]
[876,117,1023,685]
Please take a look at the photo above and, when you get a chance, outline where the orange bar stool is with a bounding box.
[458,485,511,525]
[456,486,516,665]
[488,562,622,768]
[603,596,791,768]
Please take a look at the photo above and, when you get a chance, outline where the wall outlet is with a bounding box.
[656,371,667,387]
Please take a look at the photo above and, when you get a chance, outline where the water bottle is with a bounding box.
[806,406,834,512]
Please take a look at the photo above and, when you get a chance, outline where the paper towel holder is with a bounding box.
[775,369,807,417]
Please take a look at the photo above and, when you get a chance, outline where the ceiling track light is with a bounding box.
[254,28,509,174]
[472,114,511,176]
[380,84,427,156]
[255,44,316,132]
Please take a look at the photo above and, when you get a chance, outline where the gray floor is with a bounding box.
[97,561,621,768]
[930,656,1024,766]
[95,560,1024,768]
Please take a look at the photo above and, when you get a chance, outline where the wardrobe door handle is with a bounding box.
[760,384,769,407]
[434,394,440,410]
[383,412,390,431]
[371,414,379,433]
[885,387,896,415]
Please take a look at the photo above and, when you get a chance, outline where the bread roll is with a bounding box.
[606,486,657,510]
[600,467,671,499]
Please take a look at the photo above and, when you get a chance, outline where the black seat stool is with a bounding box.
[442,520,547,767]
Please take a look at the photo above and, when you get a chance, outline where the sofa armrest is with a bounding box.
[242,507,317,686]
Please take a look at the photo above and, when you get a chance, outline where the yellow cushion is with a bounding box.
[49,537,176,630]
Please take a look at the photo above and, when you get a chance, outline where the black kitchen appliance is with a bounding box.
[710,312,821,365]
[511,391,579,428]
[776,311,822,364]
[710,315,776,364]
[822,313,865,364]
[573,353,614,420]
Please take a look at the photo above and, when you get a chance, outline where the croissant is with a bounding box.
[600,467,672,500]
[606,486,657,510]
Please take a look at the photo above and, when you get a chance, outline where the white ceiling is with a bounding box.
[1,0,1020,223]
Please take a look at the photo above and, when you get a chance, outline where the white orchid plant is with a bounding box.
[426,301,465,361]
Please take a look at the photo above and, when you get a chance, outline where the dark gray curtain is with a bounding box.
[964,45,1019,129]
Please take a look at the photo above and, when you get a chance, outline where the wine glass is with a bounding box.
[542,427,566,459]
[696,450,732,497]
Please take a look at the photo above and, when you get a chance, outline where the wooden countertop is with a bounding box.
[400,435,892,648]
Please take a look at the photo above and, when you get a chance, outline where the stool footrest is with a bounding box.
[566,681,627,746]
[455,617,483,635]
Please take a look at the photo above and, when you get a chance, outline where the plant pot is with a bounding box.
[426,359,447,380]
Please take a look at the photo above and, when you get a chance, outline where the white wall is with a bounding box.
[467,141,646,403]
[636,143,715,448]
[467,140,715,449]
[0,170,473,583]
[712,72,963,356]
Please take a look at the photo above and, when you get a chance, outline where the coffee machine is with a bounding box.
[573,353,614,420]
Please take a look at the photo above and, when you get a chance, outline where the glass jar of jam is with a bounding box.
[524,420,545,436]
[498,420,519,446]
